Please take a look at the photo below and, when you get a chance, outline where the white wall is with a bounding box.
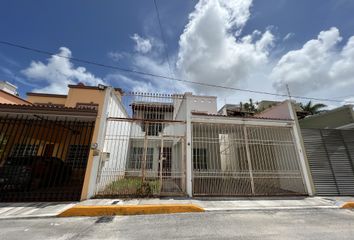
[96,90,131,192]
[0,81,18,95]
[189,95,218,114]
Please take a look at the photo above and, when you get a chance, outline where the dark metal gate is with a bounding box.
[0,114,95,201]
[302,128,354,196]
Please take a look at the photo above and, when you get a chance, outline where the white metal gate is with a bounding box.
[192,123,307,196]
[94,93,186,197]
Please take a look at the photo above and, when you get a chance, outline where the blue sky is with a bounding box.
[1,0,354,107]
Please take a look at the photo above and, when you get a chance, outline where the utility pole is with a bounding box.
[286,84,292,101]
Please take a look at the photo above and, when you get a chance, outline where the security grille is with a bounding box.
[95,92,186,197]
[0,115,95,202]
[192,123,307,196]
[302,128,354,196]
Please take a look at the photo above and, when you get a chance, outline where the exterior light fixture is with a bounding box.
[98,84,106,90]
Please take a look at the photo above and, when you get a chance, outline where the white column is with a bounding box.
[185,93,193,197]
[85,87,111,199]
[287,101,315,196]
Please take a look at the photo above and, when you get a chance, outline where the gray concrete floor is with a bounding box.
[0,202,76,219]
[1,209,354,240]
[0,197,343,219]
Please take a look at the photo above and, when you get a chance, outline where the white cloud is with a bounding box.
[176,0,274,94]
[107,51,126,61]
[105,73,157,93]
[22,47,104,94]
[0,66,38,87]
[329,36,354,87]
[106,52,188,94]
[283,32,294,41]
[271,27,354,95]
[131,34,152,54]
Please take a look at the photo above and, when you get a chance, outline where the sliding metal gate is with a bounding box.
[192,123,307,196]
[0,115,95,201]
[302,128,354,196]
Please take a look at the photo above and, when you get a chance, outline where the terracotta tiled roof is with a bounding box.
[0,103,97,114]
[27,92,68,98]
[191,111,292,121]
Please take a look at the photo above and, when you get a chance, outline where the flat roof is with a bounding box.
[27,92,68,98]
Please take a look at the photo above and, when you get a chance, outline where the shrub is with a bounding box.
[104,177,160,197]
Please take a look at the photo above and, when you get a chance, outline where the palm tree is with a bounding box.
[240,98,257,112]
[300,101,327,115]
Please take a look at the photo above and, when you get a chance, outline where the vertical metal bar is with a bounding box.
[43,117,60,200]
[50,118,68,200]
[243,125,255,195]
[0,115,9,159]
[0,115,13,160]
[3,115,24,158]
[159,133,164,192]
[54,118,72,196]
[141,122,149,182]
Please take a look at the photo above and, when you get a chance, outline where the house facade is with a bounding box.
[93,91,314,198]
[0,82,316,201]
[0,83,121,201]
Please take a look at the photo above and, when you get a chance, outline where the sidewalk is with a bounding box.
[0,202,76,220]
[79,196,339,211]
[0,196,350,219]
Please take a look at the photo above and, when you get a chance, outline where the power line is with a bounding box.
[0,39,353,104]
[153,0,174,77]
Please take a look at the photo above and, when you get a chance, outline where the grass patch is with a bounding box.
[103,177,160,197]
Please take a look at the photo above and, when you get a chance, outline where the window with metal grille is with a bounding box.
[10,144,39,157]
[66,145,90,168]
[128,147,154,170]
[193,148,207,170]
[142,112,164,136]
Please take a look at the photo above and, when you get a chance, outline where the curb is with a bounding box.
[58,204,205,217]
[341,202,354,209]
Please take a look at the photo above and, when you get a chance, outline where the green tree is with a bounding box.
[300,101,327,115]
[240,98,257,112]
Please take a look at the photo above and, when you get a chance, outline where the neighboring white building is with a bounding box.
[0,81,18,96]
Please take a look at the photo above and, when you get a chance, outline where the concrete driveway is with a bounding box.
[1,208,353,240]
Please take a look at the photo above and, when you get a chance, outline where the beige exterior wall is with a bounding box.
[27,95,67,105]
[26,85,124,200]
[0,91,30,105]
[67,88,107,200]
[256,101,292,120]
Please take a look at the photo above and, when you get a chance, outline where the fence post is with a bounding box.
[159,133,164,193]
[141,122,149,183]
[243,125,255,195]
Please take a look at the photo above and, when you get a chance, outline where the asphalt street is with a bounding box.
[0,209,354,240]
